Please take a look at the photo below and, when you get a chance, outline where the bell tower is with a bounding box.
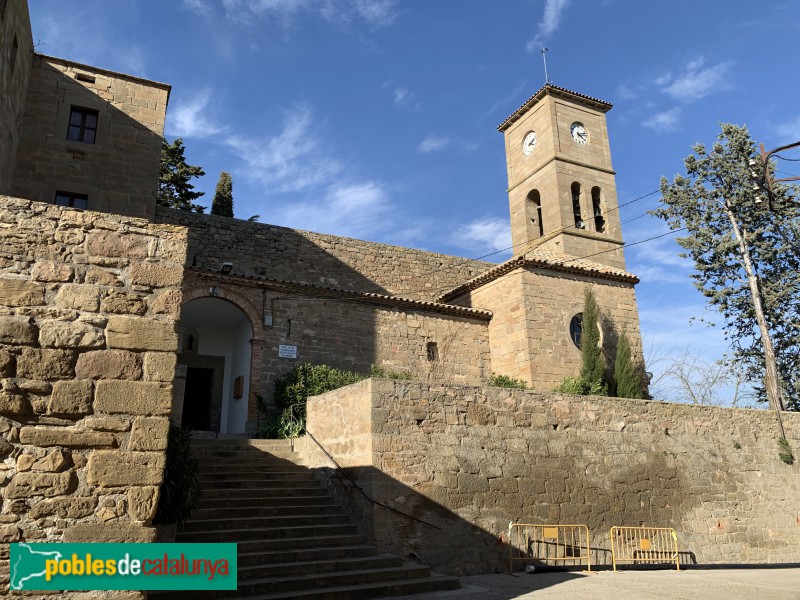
[498,84,626,269]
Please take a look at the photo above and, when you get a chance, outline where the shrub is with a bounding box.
[370,364,413,380]
[778,437,794,465]
[580,289,607,394]
[614,332,645,398]
[486,374,527,389]
[154,425,201,527]
[553,375,606,396]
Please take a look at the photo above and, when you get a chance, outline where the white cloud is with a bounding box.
[220,0,396,27]
[353,0,397,27]
[166,89,226,139]
[224,104,342,193]
[390,85,421,111]
[615,84,637,101]
[527,0,570,51]
[182,0,212,16]
[660,57,733,102]
[778,115,800,141]
[418,136,451,154]
[643,107,682,132]
[450,218,512,256]
[275,181,394,238]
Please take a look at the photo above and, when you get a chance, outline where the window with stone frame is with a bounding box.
[67,106,99,144]
[54,191,88,209]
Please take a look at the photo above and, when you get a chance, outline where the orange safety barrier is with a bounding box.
[508,523,591,573]
[609,526,680,571]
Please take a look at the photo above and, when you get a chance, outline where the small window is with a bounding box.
[75,73,96,84]
[426,342,439,362]
[569,314,583,348]
[54,191,88,209]
[571,182,584,229]
[527,190,544,237]
[67,107,99,144]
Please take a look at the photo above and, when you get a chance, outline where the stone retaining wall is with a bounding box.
[303,379,800,575]
[0,196,186,596]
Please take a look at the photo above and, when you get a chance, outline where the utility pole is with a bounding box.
[757,140,800,207]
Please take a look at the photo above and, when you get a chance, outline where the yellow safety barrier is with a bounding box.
[508,523,591,573]
[609,526,680,571]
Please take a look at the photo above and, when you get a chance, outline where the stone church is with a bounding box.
[0,0,642,436]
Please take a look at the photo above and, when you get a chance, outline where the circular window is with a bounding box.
[569,314,583,348]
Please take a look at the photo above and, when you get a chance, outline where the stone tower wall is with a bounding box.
[0,196,186,597]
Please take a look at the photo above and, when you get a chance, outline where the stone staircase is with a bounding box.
[161,438,460,599]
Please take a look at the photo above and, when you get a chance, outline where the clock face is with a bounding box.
[522,131,537,156]
[570,122,588,145]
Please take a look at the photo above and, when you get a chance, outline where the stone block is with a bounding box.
[75,349,142,380]
[4,471,74,498]
[16,453,35,471]
[19,427,117,448]
[143,352,176,382]
[86,230,150,259]
[30,496,98,519]
[83,416,131,432]
[101,291,147,315]
[128,417,169,451]
[0,316,38,345]
[31,449,69,472]
[39,320,105,349]
[149,289,182,317]
[0,348,13,376]
[63,523,156,543]
[106,316,177,352]
[17,347,75,379]
[95,380,171,415]
[31,261,74,283]
[55,284,102,311]
[87,450,165,487]
[48,380,93,416]
[129,263,183,288]
[0,279,45,306]
[0,391,29,416]
[85,267,123,287]
[0,525,21,542]
[128,486,160,521]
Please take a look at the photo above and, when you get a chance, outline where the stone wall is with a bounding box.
[303,379,800,575]
[453,268,642,390]
[158,208,494,301]
[10,55,169,220]
[0,0,33,194]
[0,196,186,596]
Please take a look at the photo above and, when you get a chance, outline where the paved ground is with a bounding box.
[393,567,800,599]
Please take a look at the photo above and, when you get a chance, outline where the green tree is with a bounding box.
[157,138,206,212]
[614,332,644,399]
[211,171,234,217]
[580,288,607,394]
[653,123,800,412]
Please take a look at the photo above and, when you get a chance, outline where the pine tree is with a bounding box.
[614,332,644,399]
[157,138,206,213]
[579,288,607,394]
[653,123,800,411]
[211,171,234,218]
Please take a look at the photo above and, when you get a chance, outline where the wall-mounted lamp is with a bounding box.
[221,262,233,275]
[209,285,220,297]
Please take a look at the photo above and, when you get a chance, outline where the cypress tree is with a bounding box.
[579,288,607,394]
[157,138,205,213]
[614,332,644,398]
[211,171,234,218]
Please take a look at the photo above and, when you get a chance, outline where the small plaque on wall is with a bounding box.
[233,375,244,399]
[278,344,297,359]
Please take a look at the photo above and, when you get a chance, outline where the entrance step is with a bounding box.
[165,438,459,598]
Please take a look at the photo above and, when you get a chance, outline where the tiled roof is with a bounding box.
[437,247,638,303]
[497,84,613,132]
[187,267,493,321]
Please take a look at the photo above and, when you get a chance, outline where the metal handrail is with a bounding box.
[291,412,441,531]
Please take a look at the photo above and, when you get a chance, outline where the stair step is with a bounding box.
[196,503,340,519]
[239,554,402,579]
[197,495,335,509]
[200,487,329,500]
[177,523,358,542]
[197,469,312,478]
[234,534,367,554]
[198,478,321,490]
[238,545,379,567]
[181,513,351,533]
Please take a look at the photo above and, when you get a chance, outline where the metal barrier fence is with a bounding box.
[609,526,680,571]
[508,523,591,573]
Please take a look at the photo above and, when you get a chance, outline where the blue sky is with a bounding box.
[29,1,800,402]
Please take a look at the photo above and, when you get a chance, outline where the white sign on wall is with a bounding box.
[278,344,297,359]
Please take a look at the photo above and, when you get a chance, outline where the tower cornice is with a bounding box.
[497,84,612,132]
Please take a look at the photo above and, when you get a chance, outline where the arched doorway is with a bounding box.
[177,297,253,434]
